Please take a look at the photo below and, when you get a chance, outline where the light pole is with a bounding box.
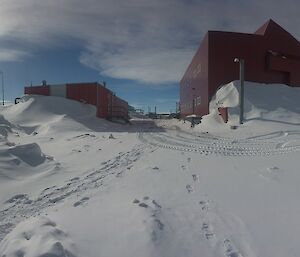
[234,58,245,124]
[0,71,4,106]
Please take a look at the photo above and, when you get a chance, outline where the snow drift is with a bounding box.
[0,217,77,257]
[200,81,300,133]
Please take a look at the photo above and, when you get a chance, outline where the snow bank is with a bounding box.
[0,115,14,138]
[209,81,300,123]
[0,217,77,257]
[0,143,46,179]
[197,81,300,134]
[1,95,97,135]
[7,143,46,166]
[1,95,131,136]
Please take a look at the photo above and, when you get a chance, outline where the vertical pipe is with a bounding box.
[239,59,245,124]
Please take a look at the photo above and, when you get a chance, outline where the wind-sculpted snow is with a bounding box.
[6,143,46,166]
[138,129,300,156]
[0,216,77,257]
[0,143,147,242]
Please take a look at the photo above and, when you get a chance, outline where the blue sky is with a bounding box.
[0,0,299,113]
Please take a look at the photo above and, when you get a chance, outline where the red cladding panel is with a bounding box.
[180,33,209,117]
[24,86,50,96]
[111,95,128,118]
[96,86,110,118]
[66,83,97,106]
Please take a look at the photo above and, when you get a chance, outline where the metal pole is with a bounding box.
[0,71,4,106]
[239,59,245,124]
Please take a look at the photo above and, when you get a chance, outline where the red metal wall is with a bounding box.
[111,95,129,118]
[25,82,128,120]
[24,86,50,96]
[96,86,128,119]
[180,19,300,119]
[96,86,110,118]
[66,83,97,106]
[180,34,209,117]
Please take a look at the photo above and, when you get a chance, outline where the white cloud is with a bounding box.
[80,48,194,84]
[0,49,29,62]
[0,0,300,84]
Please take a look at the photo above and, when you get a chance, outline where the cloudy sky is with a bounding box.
[0,0,299,112]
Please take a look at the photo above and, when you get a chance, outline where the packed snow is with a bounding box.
[0,82,299,257]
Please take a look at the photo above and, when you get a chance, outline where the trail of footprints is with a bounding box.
[133,196,164,242]
[0,144,146,242]
[183,156,243,257]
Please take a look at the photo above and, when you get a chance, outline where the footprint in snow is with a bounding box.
[154,219,164,230]
[223,239,243,257]
[133,197,164,242]
[259,166,282,182]
[139,203,148,208]
[186,184,193,193]
[70,177,80,182]
[73,197,90,207]
[152,200,162,209]
[133,197,162,209]
[199,200,209,211]
[192,174,199,182]
[115,171,124,177]
[202,222,215,241]
[5,194,32,204]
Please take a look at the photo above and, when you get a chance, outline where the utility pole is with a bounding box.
[234,58,245,124]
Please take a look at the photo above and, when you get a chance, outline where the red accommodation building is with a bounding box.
[25,82,129,120]
[180,19,300,121]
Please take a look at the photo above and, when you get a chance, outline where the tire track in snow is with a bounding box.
[138,130,300,156]
[0,143,148,242]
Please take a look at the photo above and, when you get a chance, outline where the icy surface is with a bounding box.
[0,89,299,257]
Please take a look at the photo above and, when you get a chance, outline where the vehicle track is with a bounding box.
[138,129,300,156]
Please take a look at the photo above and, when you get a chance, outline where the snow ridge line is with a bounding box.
[0,143,147,242]
[138,131,300,156]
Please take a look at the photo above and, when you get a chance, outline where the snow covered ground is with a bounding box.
[0,83,299,257]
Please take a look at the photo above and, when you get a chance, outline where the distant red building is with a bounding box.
[180,19,300,121]
[25,82,129,120]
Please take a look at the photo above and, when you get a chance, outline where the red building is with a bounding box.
[180,19,300,121]
[25,82,129,120]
